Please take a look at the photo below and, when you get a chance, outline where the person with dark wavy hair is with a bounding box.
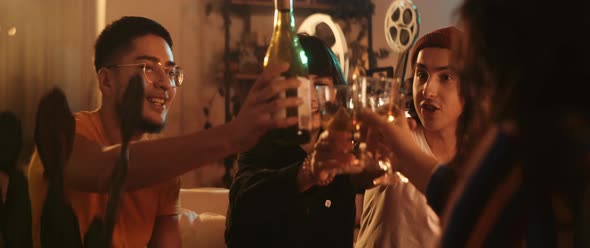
[356,26,472,248]
[360,0,589,246]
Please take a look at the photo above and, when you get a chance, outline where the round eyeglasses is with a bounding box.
[106,62,184,88]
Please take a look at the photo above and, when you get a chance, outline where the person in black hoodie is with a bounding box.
[226,34,363,248]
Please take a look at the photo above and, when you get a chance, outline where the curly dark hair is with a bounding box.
[94,16,172,72]
[454,1,589,244]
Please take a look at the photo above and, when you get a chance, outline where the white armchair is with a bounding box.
[178,187,229,248]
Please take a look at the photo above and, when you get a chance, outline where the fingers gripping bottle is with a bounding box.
[264,0,312,145]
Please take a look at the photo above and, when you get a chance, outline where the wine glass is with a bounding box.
[315,84,365,174]
[353,76,405,175]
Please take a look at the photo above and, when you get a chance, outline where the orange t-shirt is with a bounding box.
[28,110,180,248]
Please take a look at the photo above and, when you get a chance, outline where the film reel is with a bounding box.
[384,0,420,53]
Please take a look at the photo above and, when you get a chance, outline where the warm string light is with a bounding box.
[7,26,16,36]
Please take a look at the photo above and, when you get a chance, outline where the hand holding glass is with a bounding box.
[354,76,405,175]
[315,76,406,177]
[315,84,364,175]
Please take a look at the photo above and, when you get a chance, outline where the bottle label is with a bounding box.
[269,76,312,131]
[297,76,312,131]
[270,76,288,120]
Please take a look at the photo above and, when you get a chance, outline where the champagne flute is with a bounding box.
[353,76,405,175]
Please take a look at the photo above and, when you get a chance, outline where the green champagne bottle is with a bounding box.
[263,0,312,145]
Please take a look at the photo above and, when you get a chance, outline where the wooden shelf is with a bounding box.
[230,0,332,11]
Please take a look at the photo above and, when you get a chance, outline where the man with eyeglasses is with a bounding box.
[28,16,302,247]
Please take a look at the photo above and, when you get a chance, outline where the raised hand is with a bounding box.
[359,109,417,160]
[228,63,302,153]
[360,108,439,193]
[295,129,358,192]
[309,130,358,184]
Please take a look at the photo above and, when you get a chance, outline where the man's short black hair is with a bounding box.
[94,16,173,72]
